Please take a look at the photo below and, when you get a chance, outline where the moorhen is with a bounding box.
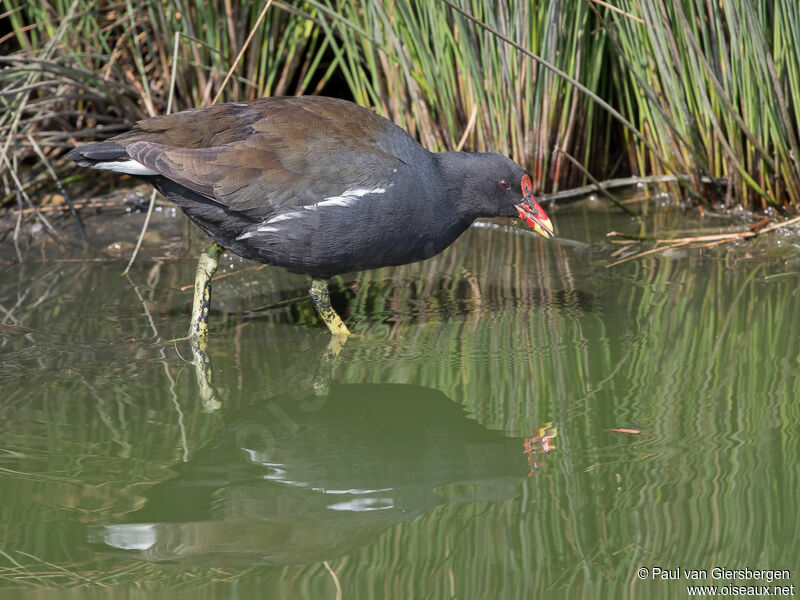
[67,96,554,338]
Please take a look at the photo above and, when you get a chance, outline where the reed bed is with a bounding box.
[609,0,800,209]
[299,0,611,191]
[0,0,333,212]
[1,0,799,213]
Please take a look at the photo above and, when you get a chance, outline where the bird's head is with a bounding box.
[456,153,554,240]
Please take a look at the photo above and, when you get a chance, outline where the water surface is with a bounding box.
[1,199,798,597]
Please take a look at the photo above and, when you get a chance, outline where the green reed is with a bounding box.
[608,0,800,209]
[303,0,611,192]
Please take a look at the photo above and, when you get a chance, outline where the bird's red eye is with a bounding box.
[498,179,510,190]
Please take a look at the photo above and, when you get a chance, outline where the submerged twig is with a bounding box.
[605,215,800,267]
[605,240,688,268]
[121,190,157,276]
[178,263,269,292]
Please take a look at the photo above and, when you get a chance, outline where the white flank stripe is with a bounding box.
[317,187,386,208]
[235,226,278,241]
[265,211,303,224]
[92,160,159,176]
[315,197,352,208]
[237,187,388,241]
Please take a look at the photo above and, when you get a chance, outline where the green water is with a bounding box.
[1,203,798,598]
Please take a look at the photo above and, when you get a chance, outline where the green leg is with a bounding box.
[189,242,222,339]
[309,279,351,337]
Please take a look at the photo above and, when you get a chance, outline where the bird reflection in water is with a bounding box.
[110,272,560,563]
[91,359,558,565]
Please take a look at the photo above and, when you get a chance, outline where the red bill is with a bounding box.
[515,174,554,239]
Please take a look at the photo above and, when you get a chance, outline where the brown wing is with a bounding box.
[116,97,407,220]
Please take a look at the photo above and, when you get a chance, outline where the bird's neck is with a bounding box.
[434,151,488,221]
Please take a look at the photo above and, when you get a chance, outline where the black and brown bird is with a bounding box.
[67,96,554,339]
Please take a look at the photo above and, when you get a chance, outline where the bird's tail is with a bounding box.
[66,142,158,176]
